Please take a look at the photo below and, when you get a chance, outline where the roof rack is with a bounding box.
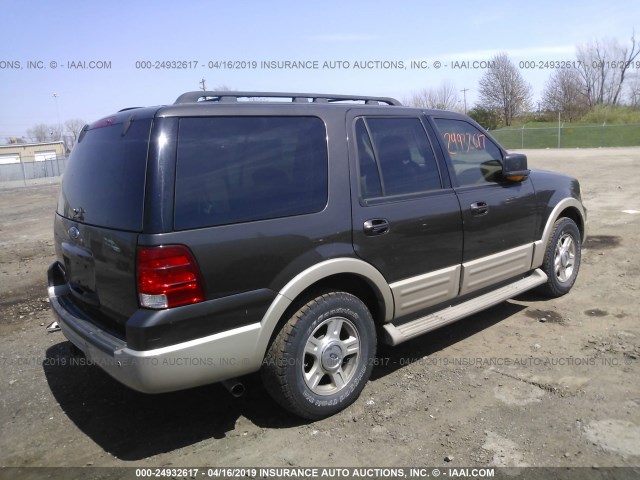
[174,91,402,106]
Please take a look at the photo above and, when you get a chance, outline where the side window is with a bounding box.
[175,116,328,229]
[433,118,503,186]
[355,117,441,198]
[355,118,382,198]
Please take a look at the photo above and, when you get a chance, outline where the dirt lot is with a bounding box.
[0,148,639,470]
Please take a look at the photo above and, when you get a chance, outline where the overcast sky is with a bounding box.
[1,0,638,138]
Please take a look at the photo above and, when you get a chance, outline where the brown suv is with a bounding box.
[48,91,586,419]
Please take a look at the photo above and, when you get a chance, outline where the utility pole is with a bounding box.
[199,78,207,91]
[52,93,61,141]
[558,110,561,148]
[460,88,469,114]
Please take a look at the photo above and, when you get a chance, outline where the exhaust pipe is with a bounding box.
[222,379,245,398]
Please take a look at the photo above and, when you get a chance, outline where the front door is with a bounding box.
[430,117,538,296]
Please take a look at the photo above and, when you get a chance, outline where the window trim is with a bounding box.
[173,115,329,230]
[354,117,385,198]
[431,117,507,188]
[352,115,446,205]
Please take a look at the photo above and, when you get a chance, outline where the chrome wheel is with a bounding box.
[554,232,576,283]
[303,316,360,395]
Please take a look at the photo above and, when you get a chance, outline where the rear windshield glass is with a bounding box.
[175,116,328,230]
[57,118,151,231]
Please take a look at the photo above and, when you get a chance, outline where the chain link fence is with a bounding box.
[490,123,640,149]
[0,155,68,188]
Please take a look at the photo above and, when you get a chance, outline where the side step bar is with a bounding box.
[383,269,548,346]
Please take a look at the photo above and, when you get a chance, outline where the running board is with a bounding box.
[383,269,548,346]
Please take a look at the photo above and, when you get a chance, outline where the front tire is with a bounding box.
[539,217,581,297]
[261,291,376,420]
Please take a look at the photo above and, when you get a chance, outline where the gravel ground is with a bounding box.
[0,147,638,471]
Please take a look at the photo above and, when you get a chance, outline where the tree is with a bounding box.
[576,39,616,106]
[478,53,532,126]
[611,32,639,105]
[27,124,50,142]
[406,82,460,110]
[541,69,587,121]
[27,123,63,142]
[467,106,501,130]
[629,72,640,109]
[48,124,63,141]
[65,118,87,148]
[576,32,640,106]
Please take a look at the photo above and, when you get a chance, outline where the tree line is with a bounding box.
[406,33,640,129]
[7,40,640,146]
[6,118,86,151]
[6,84,234,148]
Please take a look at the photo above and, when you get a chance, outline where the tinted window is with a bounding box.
[354,118,382,198]
[175,116,328,229]
[57,119,151,231]
[433,118,502,186]
[356,117,441,197]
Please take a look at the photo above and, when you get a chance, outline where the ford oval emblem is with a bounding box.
[68,226,80,240]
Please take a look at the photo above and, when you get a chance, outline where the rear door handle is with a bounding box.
[470,201,489,216]
[363,219,390,236]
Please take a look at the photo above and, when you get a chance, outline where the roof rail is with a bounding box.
[174,91,402,106]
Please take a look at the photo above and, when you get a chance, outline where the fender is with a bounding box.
[531,197,587,269]
[251,257,394,366]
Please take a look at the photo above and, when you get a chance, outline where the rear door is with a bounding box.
[348,111,463,318]
[430,116,538,296]
[164,113,340,301]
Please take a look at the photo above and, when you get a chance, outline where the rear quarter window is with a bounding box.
[174,116,328,230]
[57,118,151,231]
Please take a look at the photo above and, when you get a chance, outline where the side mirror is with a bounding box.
[502,153,530,182]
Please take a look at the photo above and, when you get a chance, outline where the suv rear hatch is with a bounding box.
[53,112,153,336]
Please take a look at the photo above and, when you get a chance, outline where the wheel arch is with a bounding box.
[254,258,393,364]
[532,198,587,269]
[558,206,586,242]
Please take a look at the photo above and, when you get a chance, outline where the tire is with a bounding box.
[538,217,581,297]
[261,291,376,420]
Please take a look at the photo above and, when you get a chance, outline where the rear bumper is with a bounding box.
[47,262,264,393]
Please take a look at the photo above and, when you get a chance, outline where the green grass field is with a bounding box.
[490,123,640,149]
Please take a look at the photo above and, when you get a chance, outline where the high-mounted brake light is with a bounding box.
[90,116,116,129]
[137,245,205,309]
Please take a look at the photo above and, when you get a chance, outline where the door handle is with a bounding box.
[470,201,489,216]
[363,219,390,236]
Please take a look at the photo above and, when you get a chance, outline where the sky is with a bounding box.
[0,0,638,139]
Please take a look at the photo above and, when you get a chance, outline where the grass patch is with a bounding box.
[491,123,640,149]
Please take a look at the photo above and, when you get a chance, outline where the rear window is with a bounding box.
[57,118,151,231]
[174,116,328,230]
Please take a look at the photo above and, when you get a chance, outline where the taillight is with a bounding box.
[137,245,205,309]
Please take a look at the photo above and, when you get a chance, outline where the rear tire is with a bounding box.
[539,217,581,297]
[261,291,376,420]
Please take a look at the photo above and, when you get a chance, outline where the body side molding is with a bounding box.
[390,265,461,317]
[460,243,534,296]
